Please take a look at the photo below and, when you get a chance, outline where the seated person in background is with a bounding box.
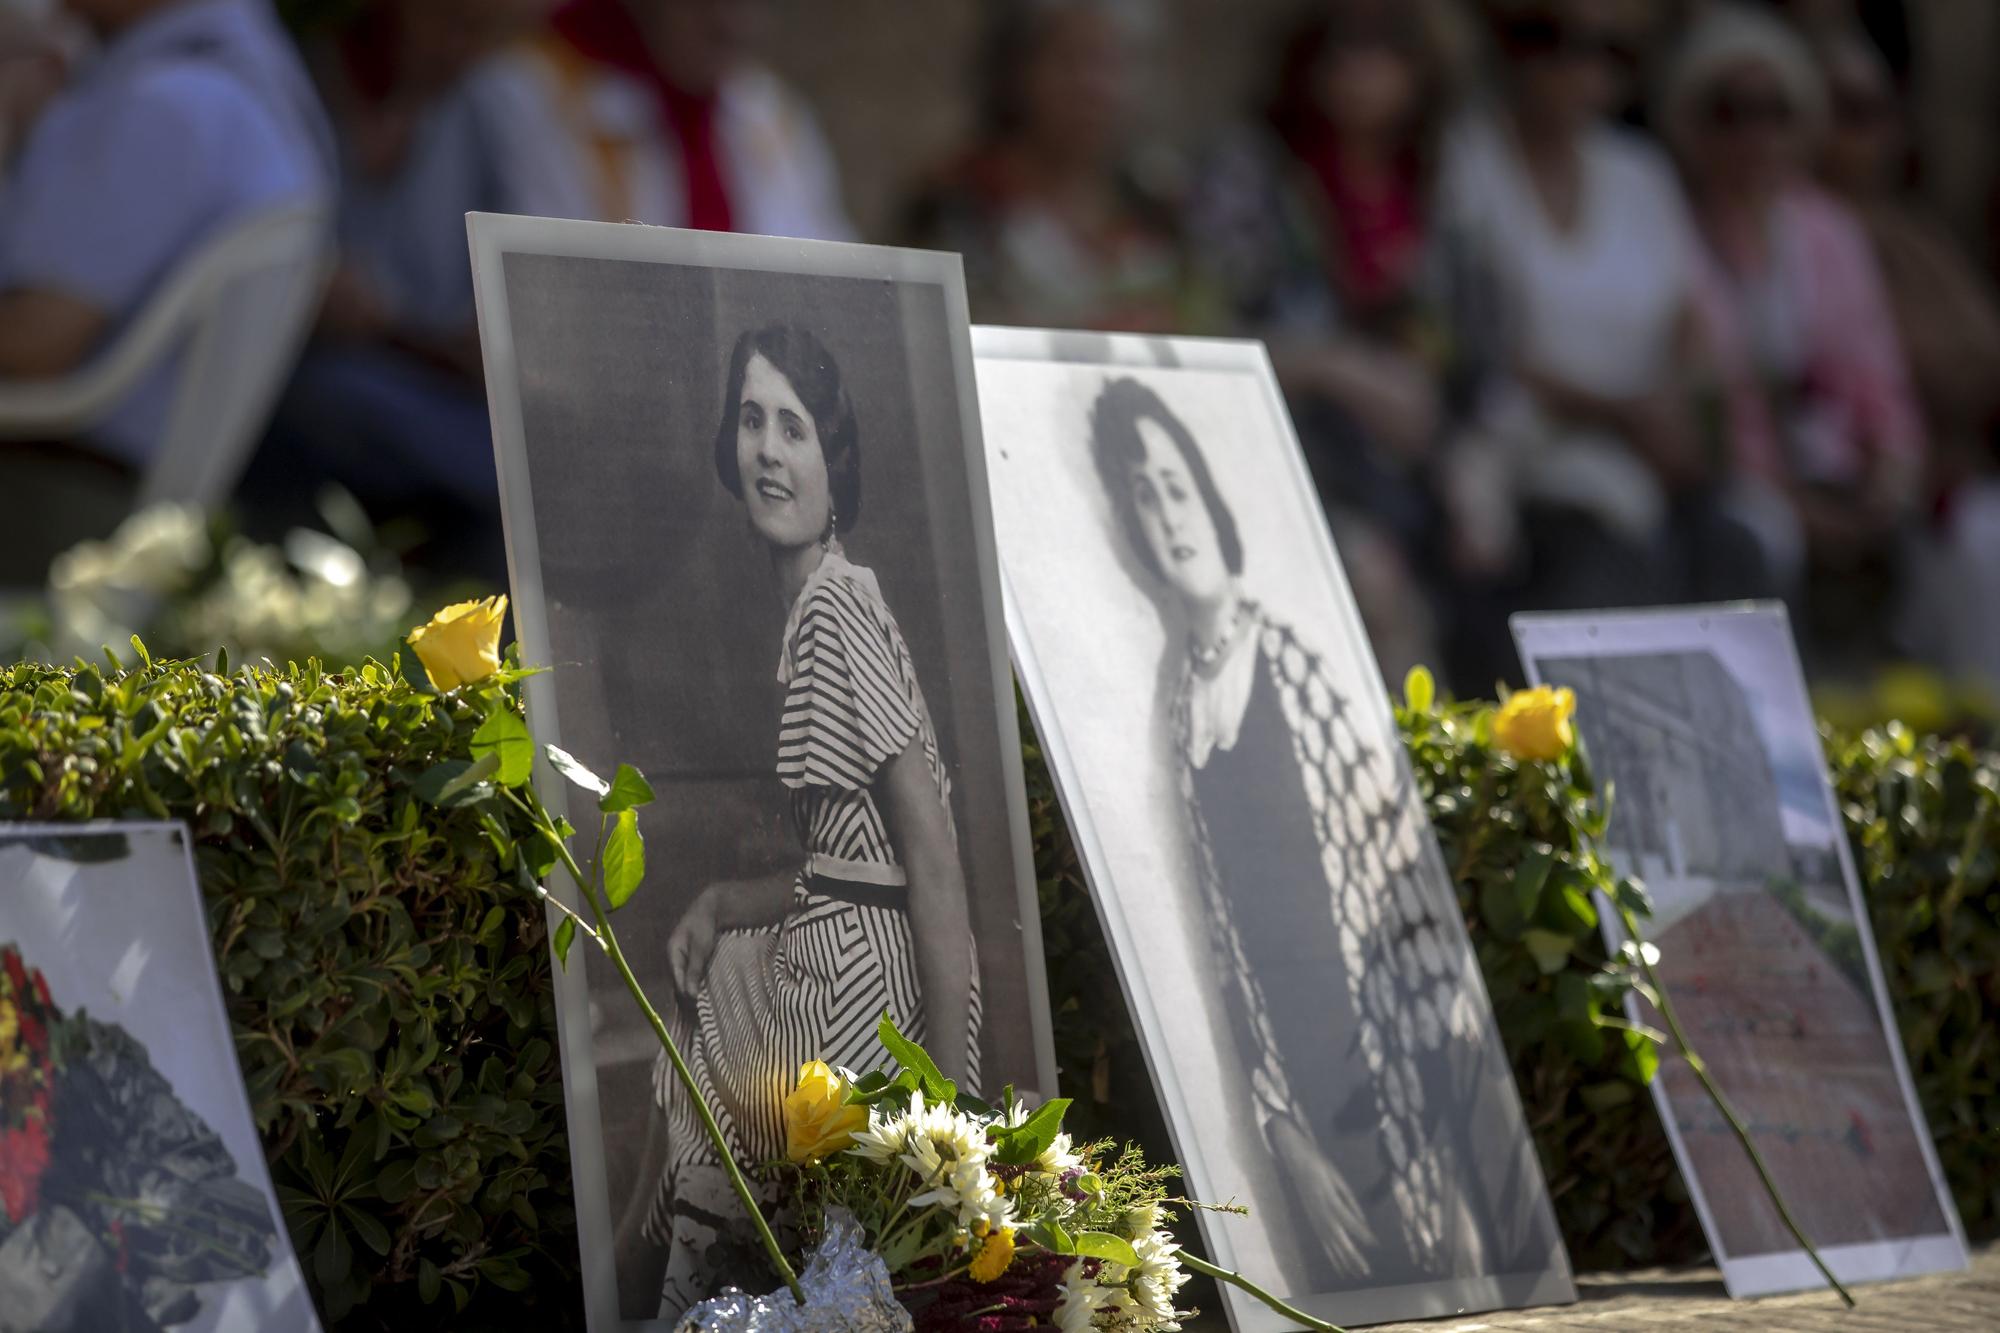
[1814,24,2000,685]
[1186,0,1470,682]
[1662,5,1926,672]
[1432,0,1771,691]
[250,0,589,554]
[0,0,331,579]
[529,0,851,238]
[902,0,1213,334]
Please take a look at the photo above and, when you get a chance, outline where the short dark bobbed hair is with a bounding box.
[1088,376,1243,582]
[713,323,861,533]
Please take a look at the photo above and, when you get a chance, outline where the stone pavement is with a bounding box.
[1185,1243,1998,1331]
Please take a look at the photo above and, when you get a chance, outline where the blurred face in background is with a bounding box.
[1689,59,1804,201]
[642,0,769,97]
[1499,0,1620,138]
[1819,40,1899,199]
[1015,7,1133,166]
[1315,30,1419,143]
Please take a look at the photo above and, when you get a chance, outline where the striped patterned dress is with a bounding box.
[648,549,982,1317]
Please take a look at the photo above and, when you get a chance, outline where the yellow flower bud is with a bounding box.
[968,1227,1015,1283]
[782,1060,869,1164]
[1493,685,1577,763]
[406,596,508,692]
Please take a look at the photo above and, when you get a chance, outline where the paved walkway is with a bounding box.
[1185,1244,1998,1331]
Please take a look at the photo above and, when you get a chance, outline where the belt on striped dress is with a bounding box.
[806,874,909,911]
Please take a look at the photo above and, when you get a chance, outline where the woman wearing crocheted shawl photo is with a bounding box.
[1084,374,1528,1293]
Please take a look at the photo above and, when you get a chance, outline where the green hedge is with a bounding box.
[2,653,1993,1326]
[0,652,578,1328]
[1830,725,2000,1236]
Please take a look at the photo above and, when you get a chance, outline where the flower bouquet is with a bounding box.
[754,1019,1200,1331]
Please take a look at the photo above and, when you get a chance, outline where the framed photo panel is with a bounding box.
[0,822,319,1332]
[468,216,1057,1329]
[1513,604,1968,1296]
[976,327,1574,1328]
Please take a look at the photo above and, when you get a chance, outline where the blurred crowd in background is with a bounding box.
[3,0,1999,704]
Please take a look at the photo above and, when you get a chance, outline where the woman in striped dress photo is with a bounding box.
[637,323,983,1318]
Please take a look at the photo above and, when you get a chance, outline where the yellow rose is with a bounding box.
[783,1060,868,1164]
[407,596,508,692]
[1494,685,1577,763]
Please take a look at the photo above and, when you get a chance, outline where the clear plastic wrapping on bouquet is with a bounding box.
[672,1207,911,1333]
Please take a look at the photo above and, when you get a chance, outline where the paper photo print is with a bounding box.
[469,217,1055,1328]
[977,328,1574,1329]
[0,823,319,1333]
[1514,605,1968,1295]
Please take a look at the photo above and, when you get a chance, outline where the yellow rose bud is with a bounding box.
[407,596,508,692]
[1493,685,1577,763]
[968,1227,1015,1283]
[782,1060,869,1164]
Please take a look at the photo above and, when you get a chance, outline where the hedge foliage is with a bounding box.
[1,650,1993,1326]
[1830,725,2000,1236]
[0,650,577,1328]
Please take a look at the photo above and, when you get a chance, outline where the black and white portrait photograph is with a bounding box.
[975,328,1573,1329]
[0,823,317,1333]
[469,218,1054,1329]
[1515,606,1968,1297]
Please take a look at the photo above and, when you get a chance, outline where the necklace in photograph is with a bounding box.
[1189,596,1253,674]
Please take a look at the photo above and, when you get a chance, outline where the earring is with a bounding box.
[820,501,838,550]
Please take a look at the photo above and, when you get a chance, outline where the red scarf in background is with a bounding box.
[551,0,735,232]
[1283,122,1423,318]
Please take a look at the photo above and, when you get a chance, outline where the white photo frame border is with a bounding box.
[467,215,1060,1333]
[976,325,1578,1329]
[1511,602,1970,1297]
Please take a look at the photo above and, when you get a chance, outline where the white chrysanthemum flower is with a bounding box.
[1035,1131,1082,1177]
[910,1156,1015,1232]
[1055,1261,1102,1333]
[1129,1229,1190,1323]
[848,1095,916,1165]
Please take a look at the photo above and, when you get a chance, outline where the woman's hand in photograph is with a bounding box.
[1268,1113,1377,1278]
[667,887,720,997]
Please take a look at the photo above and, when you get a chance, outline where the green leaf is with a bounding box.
[1479,876,1527,941]
[314,1218,352,1286]
[1403,664,1435,715]
[603,808,645,910]
[1618,1026,1661,1084]
[342,1204,392,1257]
[992,1097,1072,1166]
[546,745,609,798]
[470,708,534,787]
[599,762,656,813]
[553,916,577,968]
[1579,1080,1636,1112]
[414,753,500,808]
[1554,971,1594,1022]
[876,1011,955,1105]
[1613,876,1654,918]
[1029,1221,1075,1254]
[418,1258,441,1305]
[1512,846,1554,918]
[1522,928,1574,975]
[1072,1231,1141,1269]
